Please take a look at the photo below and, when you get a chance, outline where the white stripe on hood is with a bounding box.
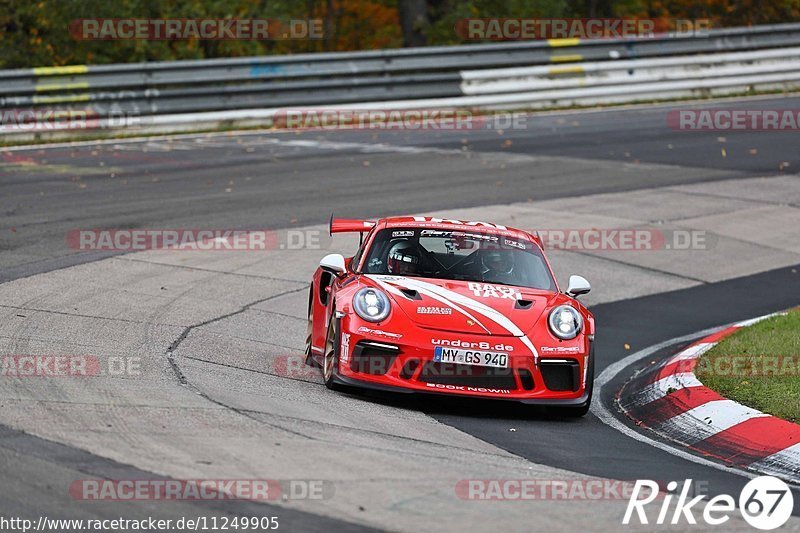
[370,275,539,363]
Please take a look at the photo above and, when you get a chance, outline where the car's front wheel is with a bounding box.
[322,316,343,390]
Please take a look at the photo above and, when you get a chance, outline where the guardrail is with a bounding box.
[2,22,800,139]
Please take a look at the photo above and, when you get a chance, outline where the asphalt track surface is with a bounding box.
[1,95,800,528]
[3,96,799,283]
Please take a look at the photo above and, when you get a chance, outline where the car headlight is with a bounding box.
[548,305,583,340]
[353,287,391,322]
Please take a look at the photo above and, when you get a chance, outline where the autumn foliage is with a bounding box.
[0,0,797,69]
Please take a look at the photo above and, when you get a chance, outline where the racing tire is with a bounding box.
[322,315,345,391]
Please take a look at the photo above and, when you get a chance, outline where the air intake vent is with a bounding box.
[518,368,535,390]
[351,341,400,375]
[400,288,421,300]
[515,299,534,310]
[540,360,580,391]
[400,359,419,379]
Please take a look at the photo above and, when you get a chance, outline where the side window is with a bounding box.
[351,229,374,272]
[351,246,364,273]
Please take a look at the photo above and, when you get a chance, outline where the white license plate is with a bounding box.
[433,347,509,368]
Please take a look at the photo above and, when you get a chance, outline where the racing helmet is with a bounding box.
[387,241,421,275]
[481,249,514,275]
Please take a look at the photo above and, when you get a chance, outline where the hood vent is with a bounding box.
[514,299,534,310]
[399,288,422,300]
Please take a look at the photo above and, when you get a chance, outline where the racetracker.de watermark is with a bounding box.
[455,479,675,501]
[668,109,800,131]
[0,355,140,377]
[69,479,332,501]
[66,228,709,253]
[66,229,323,252]
[272,355,320,381]
[273,109,527,130]
[272,354,515,380]
[536,229,709,251]
[455,18,710,40]
[69,19,323,40]
[689,355,800,377]
[0,109,141,132]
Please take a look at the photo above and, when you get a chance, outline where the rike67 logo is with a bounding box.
[624,477,794,530]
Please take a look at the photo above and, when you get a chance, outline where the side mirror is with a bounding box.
[566,275,591,297]
[320,254,346,277]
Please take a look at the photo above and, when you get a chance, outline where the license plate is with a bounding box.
[433,347,509,368]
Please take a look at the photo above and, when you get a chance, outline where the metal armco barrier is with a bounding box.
[1,22,800,137]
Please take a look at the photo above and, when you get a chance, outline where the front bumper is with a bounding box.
[334,325,592,403]
[330,372,592,405]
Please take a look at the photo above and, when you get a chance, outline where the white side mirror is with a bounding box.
[320,254,346,276]
[567,275,591,297]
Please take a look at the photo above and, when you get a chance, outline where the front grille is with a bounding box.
[350,341,399,375]
[540,360,580,391]
[399,359,418,379]
[417,362,517,390]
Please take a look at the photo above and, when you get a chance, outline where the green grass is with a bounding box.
[695,310,800,422]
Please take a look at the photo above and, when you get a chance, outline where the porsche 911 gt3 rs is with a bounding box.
[305,216,595,416]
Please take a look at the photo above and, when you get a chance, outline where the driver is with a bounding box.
[387,240,422,276]
[480,249,515,284]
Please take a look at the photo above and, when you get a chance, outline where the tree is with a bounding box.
[398,0,429,47]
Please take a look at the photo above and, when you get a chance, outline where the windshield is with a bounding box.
[360,228,556,291]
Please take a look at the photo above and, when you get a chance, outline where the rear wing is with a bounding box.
[329,215,376,236]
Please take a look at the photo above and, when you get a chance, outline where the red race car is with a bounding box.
[305,216,595,416]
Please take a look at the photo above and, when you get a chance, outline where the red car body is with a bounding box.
[305,216,595,415]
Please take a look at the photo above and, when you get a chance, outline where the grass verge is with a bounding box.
[695,309,800,422]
